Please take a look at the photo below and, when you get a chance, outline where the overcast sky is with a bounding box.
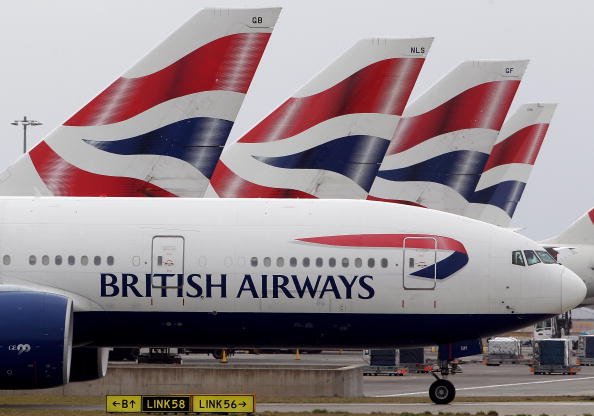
[0,0,591,240]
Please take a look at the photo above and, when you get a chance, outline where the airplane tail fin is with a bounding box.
[0,8,281,197]
[543,209,594,245]
[465,103,557,226]
[368,60,528,214]
[207,37,433,198]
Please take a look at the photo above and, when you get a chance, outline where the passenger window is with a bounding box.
[303,257,310,267]
[342,258,349,267]
[381,258,388,268]
[263,257,271,267]
[81,256,89,266]
[107,256,114,266]
[94,256,101,266]
[329,258,336,267]
[68,256,75,266]
[316,257,323,267]
[536,250,556,264]
[368,258,375,268]
[512,251,525,266]
[55,255,63,266]
[42,255,50,266]
[276,257,284,267]
[2,255,10,265]
[250,257,258,267]
[289,257,297,267]
[355,258,362,268]
[524,250,541,266]
[29,255,37,265]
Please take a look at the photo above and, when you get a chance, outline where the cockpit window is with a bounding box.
[536,250,557,264]
[512,251,525,266]
[524,250,541,266]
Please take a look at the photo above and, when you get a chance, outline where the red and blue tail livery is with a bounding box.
[207,38,433,199]
[0,8,281,197]
[368,60,528,214]
[465,103,556,226]
[297,233,468,280]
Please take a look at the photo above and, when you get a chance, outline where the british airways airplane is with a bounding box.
[0,196,585,404]
[0,8,585,406]
[0,8,281,197]
[542,208,594,305]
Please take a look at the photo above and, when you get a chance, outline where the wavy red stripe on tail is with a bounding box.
[209,161,316,198]
[483,123,549,171]
[29,142,176,197]
[387,80,520,156]
[239,58,425,144]
[65,33,271,126]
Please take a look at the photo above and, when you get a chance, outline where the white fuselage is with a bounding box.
[0,197,585,348]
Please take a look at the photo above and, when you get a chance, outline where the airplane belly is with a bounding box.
[73,310,551,348]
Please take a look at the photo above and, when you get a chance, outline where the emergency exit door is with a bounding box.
[152,236,185,288]
[403,236,437,290]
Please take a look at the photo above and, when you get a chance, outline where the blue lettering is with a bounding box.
[273,275,294,298]
[122,273,142,297]
[319,276,341,299]
[100,273,119,297]
[236,274,259,298]
[261,275,268,298]
[153,273,174,297]
[206,274,227,298]
[338,275,357,299]
[177,274,184,297]
[186,274,203,298]
[145,273,152,297]
[291,275,321,298]
[358,275,374,299]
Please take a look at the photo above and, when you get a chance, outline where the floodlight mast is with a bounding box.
[11,116,42,154]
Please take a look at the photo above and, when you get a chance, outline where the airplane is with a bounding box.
[367,60,528,213]
[0,8,585,406]
[0,196,586,405]
[541,208,594,306]
[206,38,433,199]
[464,103,557,227]
[0,7,281,198]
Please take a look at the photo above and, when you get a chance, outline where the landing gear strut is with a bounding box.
[428,360,458,404]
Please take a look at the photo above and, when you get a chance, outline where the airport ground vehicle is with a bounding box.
[483,337,526,365]
[531,339,580,375]
[363,349,407,376]
[138,348,182,364]
[399,348,433,373]
[533,318,555,340]
[576,335,594,365]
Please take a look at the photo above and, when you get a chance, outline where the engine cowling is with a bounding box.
[0,292,73,389]
[70,347,109,382]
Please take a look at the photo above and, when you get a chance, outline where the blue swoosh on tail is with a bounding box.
[470,180,526,217]
[84,117,233,179]
[377,150,489,199]
[253,135,389,192]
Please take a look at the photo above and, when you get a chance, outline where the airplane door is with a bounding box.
[152,236,185,290]
[403,237,437,290]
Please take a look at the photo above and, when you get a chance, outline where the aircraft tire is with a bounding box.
[429,379,456,404]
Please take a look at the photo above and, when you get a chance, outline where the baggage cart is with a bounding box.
[531,339,579,375]
[576,335,594,366]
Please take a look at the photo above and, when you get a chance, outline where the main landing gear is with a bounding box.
[428,359,459,404]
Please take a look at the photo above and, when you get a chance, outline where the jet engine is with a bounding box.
[70,347,109,382]
[0,292,72,389]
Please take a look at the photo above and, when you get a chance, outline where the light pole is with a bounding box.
[11,116,42,154]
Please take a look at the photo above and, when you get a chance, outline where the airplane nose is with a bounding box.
[561,267,587,312]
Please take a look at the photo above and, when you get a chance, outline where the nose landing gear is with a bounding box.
[428,359,459,404]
